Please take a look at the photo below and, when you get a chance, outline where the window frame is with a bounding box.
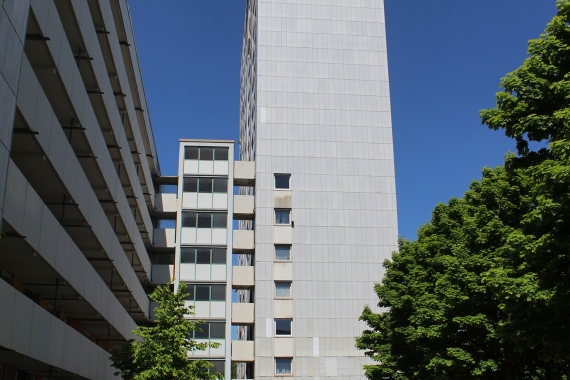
[274,174,291,190]
[275,245,292,262]
[275,358,293,376]
[183,177,228,194]
[275,209,291,225]
[184,284,227,302]
[275,282,292,299]
[180,247,227,265]
[181,212,228,229]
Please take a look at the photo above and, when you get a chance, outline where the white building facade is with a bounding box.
[173,140,235,378]
[235,0,398,379]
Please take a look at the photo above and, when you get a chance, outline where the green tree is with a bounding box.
[110,282,222,380]
[480,0,570,363]
[357,1,570,378]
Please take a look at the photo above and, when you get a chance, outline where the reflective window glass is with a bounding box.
[213,178,228,193]
[195,323,209,339]
[275,319,292,336]
[212,214,227,228]
[184,285,195,301]
[198,178,213,193]
[185,147,199,160]
[200,148,214,160]
[211,285,226,301]
[180,248,196,264]
[276,359,292,375]
[195,286,210,301]
[214,148,229,161]
[196,249,211,264]
[212,249,227,264]
[210,322,225,339]
[182,213,197,228]
[275,210,290,224]
[275,175,290,189]
[275,246,291,261]
[197,214,212,228]
[276,283,291,298]
[183,178,198,192]
[211,361,225,375]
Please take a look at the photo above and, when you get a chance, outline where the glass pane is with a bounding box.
[212,249,227,264]
[194,322,209,339]
[276,359,292,375]
[183,178,198,192]
[275,210,290,224]
[213,178,228,193]
[155,254,174,265]
[200,147,214,160]
[182,213,197,228]
[275,175,290,189]
[184,285,195,301]
[212,213,227,228]
[275,246,291,261]
[196,248,211,264]
[180,248,196,264]
[185,147,199,160]
[195,286,210,301]
[198,178,213,193]
[211,285,226,301]
[197,214,212,228]
[275,319,292,336]
[211,361,225,375]
[276,283,291,298]
[214,148,229,161]
[210,322,226,339]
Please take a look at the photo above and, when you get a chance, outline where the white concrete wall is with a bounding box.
[243,0,399,378]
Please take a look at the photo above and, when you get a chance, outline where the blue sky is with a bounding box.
[129,1,557,240]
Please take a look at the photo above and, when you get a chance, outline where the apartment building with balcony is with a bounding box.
[0,0,164,378]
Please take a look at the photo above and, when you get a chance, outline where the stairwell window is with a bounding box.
[275,319,292,336]
[275,245,291,261]
[275,209,291,225]
[275,174,290,189]
[275,282,292,298]
[275,358,292,375]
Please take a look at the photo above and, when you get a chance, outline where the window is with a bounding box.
[275,319,292,336]
[182,212,227,228]
[155,253,174,265]
[275,210,291,225]
[191,360,225,376]
[275,282,291,298]
[193,322,226,339]
[184,147,228,161]
[275,174,290,189]
[276,358,292,375]
[183,178,227,194]
[184,284,226,302]
[275,246,291,261]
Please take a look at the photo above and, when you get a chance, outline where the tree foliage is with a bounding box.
[357,1,570,378]
[110,282,222,380]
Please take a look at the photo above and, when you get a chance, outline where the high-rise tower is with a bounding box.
[235,0,398,378]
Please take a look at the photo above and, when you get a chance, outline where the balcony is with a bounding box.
[233,161,255,186]
[231,340,254,362]
[152,193,177,219]
[233,195,255,220]
[232,266,254,289]
[153,228,176,254]
[232,303,254,325]
[233,230,254,254]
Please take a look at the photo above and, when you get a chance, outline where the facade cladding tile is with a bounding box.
[239,0,398,378]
